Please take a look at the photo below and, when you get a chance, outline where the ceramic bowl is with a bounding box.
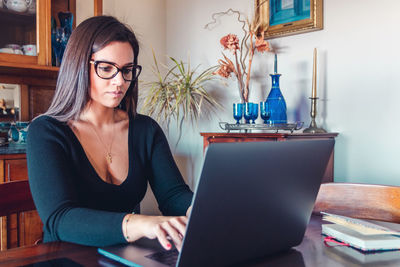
[4,44,23,54]
[5,44,21,50]
[4,0,32,13]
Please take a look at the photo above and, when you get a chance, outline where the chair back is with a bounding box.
[314,183,400,223]
[0,180,42,250]
[0,180,36,217]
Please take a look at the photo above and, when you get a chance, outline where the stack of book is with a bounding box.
[322,212,400,252]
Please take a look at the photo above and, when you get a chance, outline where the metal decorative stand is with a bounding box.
[303,97,326,133]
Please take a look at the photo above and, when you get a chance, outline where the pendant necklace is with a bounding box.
[88,116,115,164]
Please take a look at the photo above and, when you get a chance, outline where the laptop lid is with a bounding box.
[98,139,334,267]
[177,139,334,266]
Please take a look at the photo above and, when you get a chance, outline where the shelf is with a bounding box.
[0,61,58,77]
[0,8,36,25]
[0,62,59,86]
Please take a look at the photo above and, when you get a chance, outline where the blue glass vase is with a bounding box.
[265,74,287,124]
[51,12,74,66]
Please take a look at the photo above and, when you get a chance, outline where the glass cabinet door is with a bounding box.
[0,0,37,64]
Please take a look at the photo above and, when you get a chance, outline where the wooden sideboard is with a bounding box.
[200,132,338,183]
[0,153,42,251]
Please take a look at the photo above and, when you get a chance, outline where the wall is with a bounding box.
[164,0,400,186]
[76,0,94,23]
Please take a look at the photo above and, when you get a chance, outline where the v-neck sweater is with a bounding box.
[26,114,193,247]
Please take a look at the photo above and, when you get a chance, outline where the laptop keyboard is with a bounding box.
[145,249,179,266]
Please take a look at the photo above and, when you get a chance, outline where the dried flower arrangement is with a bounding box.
[205,6,271,103]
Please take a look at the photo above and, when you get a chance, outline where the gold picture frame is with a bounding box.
[255,0,323,39]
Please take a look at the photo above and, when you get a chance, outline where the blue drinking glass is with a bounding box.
[260,102,271,124]
[233,103,243,124]
[251,103,259,124]
[244,102,253,124]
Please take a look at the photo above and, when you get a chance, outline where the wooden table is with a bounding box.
[1,215,399,267]
[201,132,338,183]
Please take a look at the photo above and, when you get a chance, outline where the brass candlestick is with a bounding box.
[303,97,326,133]
[304,48,326,133]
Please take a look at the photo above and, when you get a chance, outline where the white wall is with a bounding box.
[76,0,93,23]
[165,0,400,186]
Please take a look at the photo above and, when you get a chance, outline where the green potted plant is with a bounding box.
[140,51,222,144]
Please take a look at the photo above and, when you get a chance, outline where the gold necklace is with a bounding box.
[87,117,116,164]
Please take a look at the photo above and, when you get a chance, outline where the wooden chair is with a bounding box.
[314,183,400,223]
[0,180,42,250]
[0,180,36,217]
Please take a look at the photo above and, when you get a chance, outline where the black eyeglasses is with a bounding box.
[89,60,142,82]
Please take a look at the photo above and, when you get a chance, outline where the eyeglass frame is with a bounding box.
[89,60,142,82]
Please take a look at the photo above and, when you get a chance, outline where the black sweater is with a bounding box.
[27,114,193,246]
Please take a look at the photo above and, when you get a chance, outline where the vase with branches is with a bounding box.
[205,6,272,103]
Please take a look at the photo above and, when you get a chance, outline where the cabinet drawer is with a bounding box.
[4,159,28,182]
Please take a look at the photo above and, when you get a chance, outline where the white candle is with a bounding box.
[312,48,317,98]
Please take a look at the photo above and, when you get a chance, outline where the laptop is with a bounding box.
[98,139,334,267]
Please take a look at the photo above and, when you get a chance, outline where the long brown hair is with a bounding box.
[44,16,140,122]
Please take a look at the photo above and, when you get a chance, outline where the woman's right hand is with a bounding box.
[124,214,188,251]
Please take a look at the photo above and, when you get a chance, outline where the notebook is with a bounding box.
[322,212,400,236]
[322,224,400,252]
[98,139,334,267]
[325,242,400,265]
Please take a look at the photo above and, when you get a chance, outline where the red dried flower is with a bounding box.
[213,58,235,78]
[220,34,240,53]
[255,35,270,53]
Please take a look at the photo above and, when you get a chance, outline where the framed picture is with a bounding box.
[255,0,323,39]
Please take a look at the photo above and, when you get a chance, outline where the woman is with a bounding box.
[27,16,193,251]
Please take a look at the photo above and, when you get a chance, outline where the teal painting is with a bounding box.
[269,0,311,26]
